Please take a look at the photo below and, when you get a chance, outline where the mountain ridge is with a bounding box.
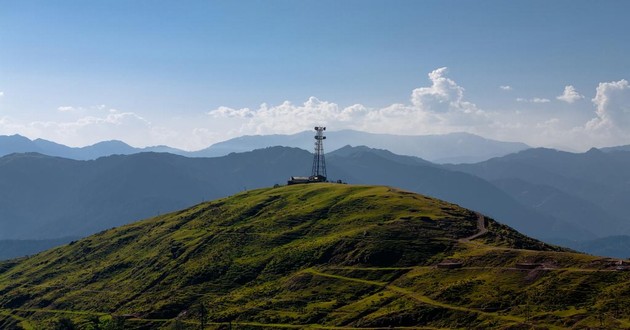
[446,147,630,241]
[0,130,529,163]
[0,146,587,242]
[3,145,630,260]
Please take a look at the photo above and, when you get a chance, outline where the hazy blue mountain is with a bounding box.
[195,130,530,163]
[13,144,630,260]
[0,134,184,160]
[193,132,315,157]
[601,145,630,153]
[0,237,78,260]
[0,148,311,240]
[327,146,590,241]
[0,134,45,154]
[1,131,529,163]
[329,145,434,166]
[447,147,630,238]
[0,147,589,246]
[490,178,626,238]
[549,236,630,259]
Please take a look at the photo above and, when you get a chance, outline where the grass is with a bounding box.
[0,184,629,329]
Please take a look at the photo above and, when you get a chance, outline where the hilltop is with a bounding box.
[1,184,629,329]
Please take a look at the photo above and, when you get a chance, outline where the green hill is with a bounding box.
[0,184,629,329]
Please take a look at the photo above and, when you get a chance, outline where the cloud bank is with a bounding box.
[1,68,630,151]
[0,105,177,148]
[209,67,488,137]
[205,71,630,150]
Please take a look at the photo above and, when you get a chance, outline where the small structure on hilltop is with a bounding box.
[288,126,328,185]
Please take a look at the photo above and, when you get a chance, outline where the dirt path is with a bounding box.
[459,213,488,243]
[304,268,533,327]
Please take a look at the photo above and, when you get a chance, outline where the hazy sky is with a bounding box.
[1,1,629,151]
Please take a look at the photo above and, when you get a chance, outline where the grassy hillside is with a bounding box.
[0,184,628,329]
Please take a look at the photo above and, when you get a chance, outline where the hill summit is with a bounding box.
[1,184,629,329]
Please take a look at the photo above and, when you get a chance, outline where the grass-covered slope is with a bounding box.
[0,184,628,329]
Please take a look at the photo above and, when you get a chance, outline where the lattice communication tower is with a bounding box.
[311,126,327,181]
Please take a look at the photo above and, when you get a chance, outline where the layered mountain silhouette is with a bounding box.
[197,130,530,163]
[0,130,529,163]
[601,144,630,152]
[1,144,629,260]
[0,146,584,248]
[447,148,630,240]
[2,184,628,329]
[0,134,181,160]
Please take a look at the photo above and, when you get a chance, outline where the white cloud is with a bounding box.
[556,85,584,103]
[3,70,630,152]
[56,104,107,113]
[207,67,487,136]
[0,91,4,97]
[499,85,512,91]
[516,97,551,103]
[410,67,481,114]
[586,79,630,131]
[0,105,184,148]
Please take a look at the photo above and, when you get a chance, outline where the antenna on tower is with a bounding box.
[287,126,336,185]
[311,126,327,182]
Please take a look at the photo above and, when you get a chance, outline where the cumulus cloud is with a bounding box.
[0,91,4,97]
[4,69,630,152]
[208,67,487,137]
[209,97,363,134]
[516,97,551,103]
[586,79,630,131]
[556,85,584,103]
[499,85,512,91]
[411,67,481,115]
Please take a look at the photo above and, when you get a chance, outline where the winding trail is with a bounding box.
[459,212,487,243]
[303,268,533,327]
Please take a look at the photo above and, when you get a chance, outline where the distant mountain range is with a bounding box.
[0,134,183,160]
[601,144,630,152]
[0,147,584,241]
[446,148,630,241]
[0,130,530,163]
[0,146,601,255]
[551,235,630,259]
[1,144,629,260]
[198,130,531,163]
[0,237,78,261]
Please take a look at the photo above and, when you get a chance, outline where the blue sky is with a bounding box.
[1,0,629,151]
